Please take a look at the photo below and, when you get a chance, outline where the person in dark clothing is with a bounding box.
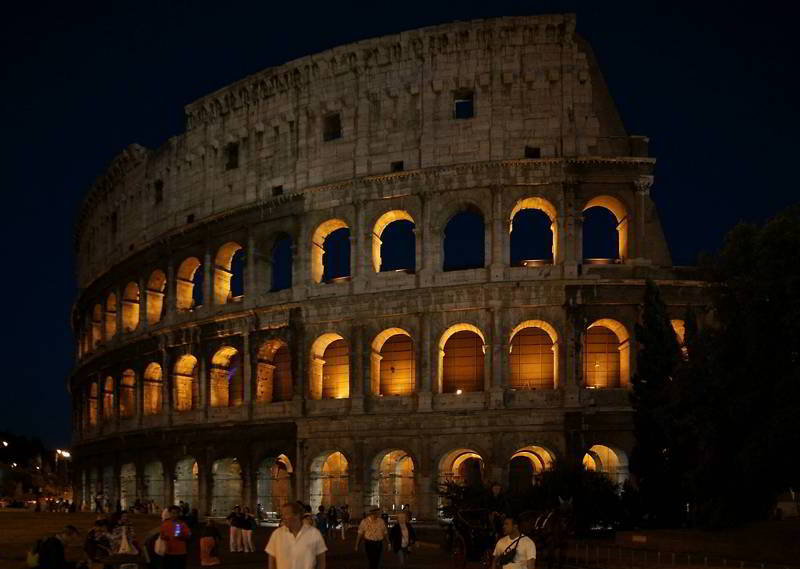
[388,511,416,568]
[37,525,81,569]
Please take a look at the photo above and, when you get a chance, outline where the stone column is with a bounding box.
[246,231,256,299]
[350,325,364,414]
[166,259,177,315]
[634,176,654,262]
[562,181,580,278]
[489,186,504,281]
[202,248,212,308]
[136,365,144,427]
[353,200,367,294]
[138,275,149,332]
[295,439,306,503]
[243,330,253,418]
[417,312,432,411]
[162,344,173,425]
[198,344,209,418]
[489,304,504,409]
[114,284,123,340]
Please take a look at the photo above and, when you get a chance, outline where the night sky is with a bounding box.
[2,1,797,448]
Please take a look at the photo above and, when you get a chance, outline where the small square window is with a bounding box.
[390,161,404,173]
[272,185,284,197]
[323,113,342,141]
[524,146,541,159]
[186,214,195,224]
[453,90,474,119]
[224,142,239,170]
[154,180,164,204]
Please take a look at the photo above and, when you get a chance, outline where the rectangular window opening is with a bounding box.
[524,146,541,159]
[323,113,342,141]
[390,161,404,173]
[453,89,474,119]
[224,142,239,170]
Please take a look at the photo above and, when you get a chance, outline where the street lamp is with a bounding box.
[1,441,7,447]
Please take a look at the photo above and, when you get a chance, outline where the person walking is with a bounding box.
[389,511,416,568]
[326,506,338,540]
[226,506,244,553]
[241,506,256,552]
[265,502,327,569]
[314,506,329,541]
[199,520,222,566]
[490,515,536,569]
[159,506,191,569]
[355,507,389,569]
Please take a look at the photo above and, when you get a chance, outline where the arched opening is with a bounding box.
[120,369,136,418]
[443,207,485,271]
[87,383,98,427]
[671,319,688,360]
[270,233,293,292]
[439,449,485,489]
[119,463,137,510]
[212,458,242,515]
[584,319,630,388]
[371,329,415,396]
[143,461,165,509]
[509,197,558,266]
[311,219,350,284]
[256,455,293,515]
[176,257,203,311]
[174,457,199,508]
[102,466,115,501]
[583,196,628,262]
[582,444,629,485]
[91,304,103,349]
[309,451,349,511]
[173,355,198,411]
[439,325,485,393]
[256,340,292,403]
[214,242,244,304]
[143,363,163,415]
[370,450,415,513]
[508,446,555,496]
[509,320,558,390]
[372,211,415,273]
[146,270,167,325]
[210,346,242,408]
[122,282,140,332]
[309,334,349,400]
[105,293,117,339]
[102,376,114,422]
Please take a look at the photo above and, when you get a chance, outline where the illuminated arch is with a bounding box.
[256,454,294,514]
[671,319,688,359]
[91,304,103,348]
[143,363,163,415]
[146,270,167,325]
[370,449,416,512]
[256,340,292,403]
[309,333,349,400]
[372,210,415,272]
[311,219,349,284]
[173,457,199,507]
[509,320,559,390]
[176,257,202,311]
[509,197,559,263]
[211,457,242,515]
[370,328,414,396]
[173,354,198,411]
[583,195,628,260]
[122,282,140,332]
[584,319,630,388]
[214,241,244,305]
[105,293,117,339]
[438,448,485,488]
[102,376,114,421]
[583,444,629,485]
[438,324,486,393]
[143,461,165,508]
[87,383,98,427]
[120,369,136,418]
[210,346,241,408]
[309,451,349,510]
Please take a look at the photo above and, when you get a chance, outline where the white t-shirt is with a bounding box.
[493,535,536,569]
[265,525,328,569]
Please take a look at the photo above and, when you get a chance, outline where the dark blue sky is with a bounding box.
[1,0,797,447]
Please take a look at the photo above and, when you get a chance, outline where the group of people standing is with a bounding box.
[225,505,258,552]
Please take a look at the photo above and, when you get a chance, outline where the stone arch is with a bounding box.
[143,363,163,415]
[584,319,630,388]
[146,270,167,325]
[256,454,293,514]
[508,445,556,495]
[173,355,198,411]
[174,457,199,507]
[176,257,203,311]
[442,204,486,271]
[311,219,350,284]
[121,282,140,332]
[105,293,117,339]
[438,448,485,489]
[371,328,414,396]
[120,369,136,418]
[372,210,415,272]
[509,196,558,265]
[309,333,349,400]
[210,346,242,408]
[214,241,244,304]
[256,340,292,403]
[102,376,114,421]
[438,324,485,393]
[119,463,137,509]
[583,444,629,485]
[269,233,293,292]
[309,451,349,511]
[369,449,416,513]
[91,304,103,348]
[583,195,628,261]
[509,320,559,390]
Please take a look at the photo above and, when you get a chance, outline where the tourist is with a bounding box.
[491,515,536,569]
[389,511,416,568]
[339,505,350,540]
[226,505,244,552]
[314,505,329,540]
[159,505,191,569]
[241,506,256,552]
[265,502,327,569]
[199,520,222,566]
[355,506,389,569]
[111,513,138,555]
[35,525,81,569]
[326,506,338,540]
[302,513,314,528]
[84,519,112,563]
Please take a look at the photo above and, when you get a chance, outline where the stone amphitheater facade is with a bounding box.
[70,14,706,518]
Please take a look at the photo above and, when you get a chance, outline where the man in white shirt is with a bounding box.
[266,502,327,569]
[491,515,536,569]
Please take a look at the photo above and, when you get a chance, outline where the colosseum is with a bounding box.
[70,13,706,519]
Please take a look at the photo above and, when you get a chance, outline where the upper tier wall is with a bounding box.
[75,14,643,290]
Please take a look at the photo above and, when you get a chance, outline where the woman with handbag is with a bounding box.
[491,516,536,569]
